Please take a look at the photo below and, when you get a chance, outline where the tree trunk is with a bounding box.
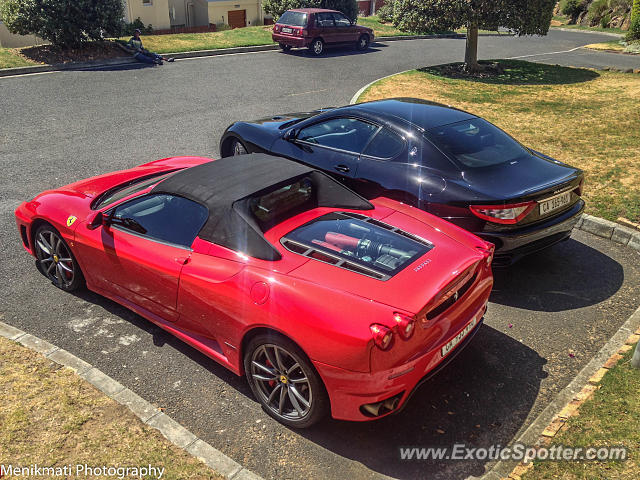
[464,23,479,73]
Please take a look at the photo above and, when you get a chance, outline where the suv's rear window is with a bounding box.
[278,11,308,27]
[282,212,432,278]
[425,118,530,168]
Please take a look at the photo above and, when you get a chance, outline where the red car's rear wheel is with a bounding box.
[244,333,328,428]
[34,224,84,291]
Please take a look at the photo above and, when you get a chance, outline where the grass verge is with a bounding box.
[522,345,640,479]
[551,14,626,35]
[0,336,221,479]
[584,39,640,54]
[357,60,640,223]
[0,47,38,69]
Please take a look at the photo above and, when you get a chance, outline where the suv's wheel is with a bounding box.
[279,43,292,51]
[309,38,324,56]
[244,333,329,428]
[33,224,85,291]
[356,34,370,51]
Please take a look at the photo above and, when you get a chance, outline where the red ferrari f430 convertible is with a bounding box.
[15,154,494,427]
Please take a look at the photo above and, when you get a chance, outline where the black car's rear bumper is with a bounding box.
[476,199,585,266]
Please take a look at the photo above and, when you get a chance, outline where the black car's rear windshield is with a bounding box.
[425,119,530,168]
[282,212,432,279]
[277,11,308,26]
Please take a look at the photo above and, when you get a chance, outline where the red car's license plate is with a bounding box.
[441,317,478,358]
[281,27,293,33]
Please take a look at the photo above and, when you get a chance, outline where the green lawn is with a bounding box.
[0,47,37,69]
[358,60,640,223]
[522,345,640,480]
[551,14,626,35]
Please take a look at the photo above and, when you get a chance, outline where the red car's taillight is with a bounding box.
[393,313,415,340]
[273,25,280,32]
[370,324,393,350]
[469,201,536,224]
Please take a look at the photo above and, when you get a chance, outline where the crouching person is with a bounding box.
[127,29,174,65]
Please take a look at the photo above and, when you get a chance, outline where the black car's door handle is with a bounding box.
[334,164,350,173]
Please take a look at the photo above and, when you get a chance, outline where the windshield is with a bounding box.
[277,11,308,27]
[425,119,530,168]
[92,171,176,210]
[282,212,432,278]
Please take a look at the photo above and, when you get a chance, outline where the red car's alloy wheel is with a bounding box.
[34,225,84,292]
[245,335,328,428]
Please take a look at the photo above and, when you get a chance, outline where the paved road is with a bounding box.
[1,29,640,480]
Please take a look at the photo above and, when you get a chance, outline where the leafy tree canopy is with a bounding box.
[0,0,124,48]
[390,0,555,36]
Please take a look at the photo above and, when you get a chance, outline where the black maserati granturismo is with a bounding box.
[219,98,584,265]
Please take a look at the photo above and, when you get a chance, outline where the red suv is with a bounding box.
[272,8,374,55]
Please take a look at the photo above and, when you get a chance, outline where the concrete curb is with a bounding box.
[551,27,623,37]
[0,320,263,480]
[483,308,640,480]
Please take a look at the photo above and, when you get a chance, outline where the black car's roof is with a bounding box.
[152,154,372,260]
[347,98,476,131]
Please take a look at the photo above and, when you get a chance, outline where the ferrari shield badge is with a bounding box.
[66,215,77,227]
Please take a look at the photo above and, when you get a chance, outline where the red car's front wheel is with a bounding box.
[244,333,328,428]
[33,224,84,291]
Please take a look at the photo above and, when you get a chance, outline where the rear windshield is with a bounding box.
[425,119,530,168]
[282,212,432,278]
[277,11,308,27]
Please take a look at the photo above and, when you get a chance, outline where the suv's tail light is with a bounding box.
[273,25,280,32]
[393,313,415,340]
[469,201,536,224]
[370,324,393,350]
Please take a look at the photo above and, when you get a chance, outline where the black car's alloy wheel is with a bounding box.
[357,34,370,51]
[244,334,328,428]
[231,138,248,156]
[309,38,324,56]
[34,224,84,291]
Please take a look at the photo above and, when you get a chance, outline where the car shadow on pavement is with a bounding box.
[490,237,624,312]
[70,288,251,395]
[281,44,387,59]
[298,325,546,480]
[77,63,156,72]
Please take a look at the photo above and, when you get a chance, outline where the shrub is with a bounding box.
[0,0,124,48]
[609,0,631,13]
[600,12,611,27]
[628,0,640,40]
[586,0,610,25]
[377,1,395,22]
[122,18,153,36]
[561,0,587,20]
[263,0,358,21]
[627,14,640,40]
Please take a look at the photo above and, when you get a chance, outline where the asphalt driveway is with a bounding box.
[1,29,639,480]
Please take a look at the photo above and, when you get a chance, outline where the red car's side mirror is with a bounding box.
[87,211,108,230]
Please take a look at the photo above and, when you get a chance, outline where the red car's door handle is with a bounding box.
[175,256,190,265]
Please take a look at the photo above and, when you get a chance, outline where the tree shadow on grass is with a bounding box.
[418,59,600,85]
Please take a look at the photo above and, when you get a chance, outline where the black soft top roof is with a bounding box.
[151,154,373,260]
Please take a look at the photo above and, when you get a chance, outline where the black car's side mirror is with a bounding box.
[284,129,297,141]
